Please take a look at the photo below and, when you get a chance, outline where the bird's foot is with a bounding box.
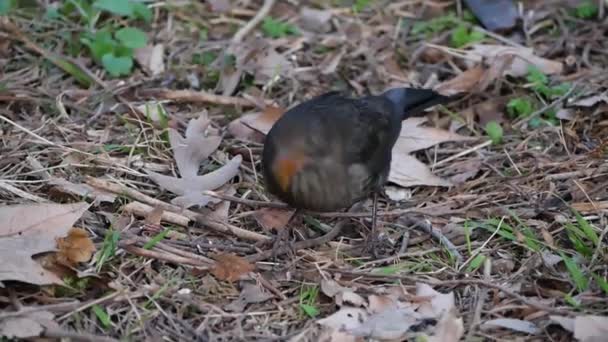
[362,233,380,259]
[270,227,294,260]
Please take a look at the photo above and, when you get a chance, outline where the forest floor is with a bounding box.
[1,0,607,341]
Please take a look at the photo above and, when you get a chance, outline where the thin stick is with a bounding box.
[231,0,276,44]
[434,140,491,167]
[86,177,270,242]
[397,217,463,261]
[140,89,260,107]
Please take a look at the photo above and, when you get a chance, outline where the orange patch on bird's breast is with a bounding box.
[273,154,308,192]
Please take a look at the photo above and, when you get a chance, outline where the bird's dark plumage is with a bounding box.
[262,87,451,212]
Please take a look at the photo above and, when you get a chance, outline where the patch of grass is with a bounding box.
[0,0,16,14]
[57,276,90,297]
[559,251,589,292]
[261,17,299,38]
[485,121,503,145]
[574,1,598,19]
[96,228,120,272]
[352,0,372,13]
[411,13,459,35]
[92,304,112,329]
[299,284,320,318]
[143,228,172,249]
[465,254,486,273]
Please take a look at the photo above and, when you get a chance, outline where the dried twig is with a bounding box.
[396,217,463,261]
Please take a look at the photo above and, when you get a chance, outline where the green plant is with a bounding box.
[574,1,598,19]
[485,121,503,145]
[299,284,320,318]
[261,17,299,38]
[450,24,484,47]
[526,66,571,99]
[411,13,459,35]
[96,228,120,271]
[352,0,372,13]
[92,305,112,329]
[0,0,15,14]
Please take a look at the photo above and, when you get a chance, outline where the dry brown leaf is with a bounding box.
[0,202,89,285]
[480,318,540,335]
[225,282,274,312]
[415,283,456,319]
[348,305,420,340]
[389,117,475,188]
[208,185,236,221]
[146,112,242,208]
[253,208,295,232]
[426,310,464,342]
[434,65,485,96]
[134,44,165,76]
[299,7,333,33]
[571,94,608,107]
[55,227,96,266]
[144,207,164,226]
[210,253,255,282]
[241,105,285,135]
[468,44,563,77]
[551,315,608,341]
[0,310,58,339]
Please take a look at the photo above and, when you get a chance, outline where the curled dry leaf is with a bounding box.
[228,105,285,142]
[389,117,475,188]
[468,44,563,77]
[146,112,242,208]
[426,310,464,342]
[415,283,456,319]
[0,202,90,285]
[210,253,255,282]
[0,310,59,339]
[55,227,96,266]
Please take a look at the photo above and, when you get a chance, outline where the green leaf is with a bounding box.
[102,54,133,76]
[507,98,534,118]
[261,17,299,38]
[465,254,486,273]
[559,252,589,292]
[131,2,152,22]
[485,121,503,145]
[526,65,548,85]
[575,1,597,19]
[0,0,15,15]
[574,210,599,246]
[82,29,117,61]
[92,305,112,328]
[143,228,172,249]
[96,229,120,272]
[115,27,147,49]
[450,24,484,48]
[93,0,133,16]
[592,274,608,295]
[353,0,371,13]
[300,303,320,318]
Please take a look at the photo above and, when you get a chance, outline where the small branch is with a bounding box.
[247,219,348,262]
[43,328,120,342]
[140,89,260,107]
[86,177,270,242]
[396,217,463,261]
[121,244,211,268]
[231,0,276,44]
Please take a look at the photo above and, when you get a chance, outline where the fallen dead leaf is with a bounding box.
[0,202,90,285]
[389,117,475,188]
[570,93,608,107]
[208,185,236,221]
[469,44,563,77]
[253,208,295,232]
[146,112,242,208]
[241,105,285,135]
[434,65,485,96]
[225,282,274,312]
[426,310,464,342]
[415,283,456,318]
[348,305,420,340]
[551,315,608,342]
[299,7,333,33]
[134,44,165,76]
[210,253,255,282]
[144,207,164,226]
[0,310,59,339]
[55,227,96,266]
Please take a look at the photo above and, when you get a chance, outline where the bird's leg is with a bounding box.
[271,209,300,259]
[364,192,380,258]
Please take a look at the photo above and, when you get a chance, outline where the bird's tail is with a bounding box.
[381,87,453,121]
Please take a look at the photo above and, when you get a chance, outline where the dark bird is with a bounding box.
[261,87,452,256]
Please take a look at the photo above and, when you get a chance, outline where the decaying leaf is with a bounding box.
[225,282,274,312]
[413,283,456,318]
[434,65,486,96]
[253,208,295,232]
[468,44,563,77]
[426,310,464,342]
[550,315,608,342]
[55,227,96,266]
[134,44,165,76]
[210,253,255,282]
[0,202,90,285]
[0,310,58,339]
[389,117,475,188]
[299,7,333,33]
[146,112,242,208]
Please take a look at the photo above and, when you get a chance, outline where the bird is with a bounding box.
[261,87,452,256]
